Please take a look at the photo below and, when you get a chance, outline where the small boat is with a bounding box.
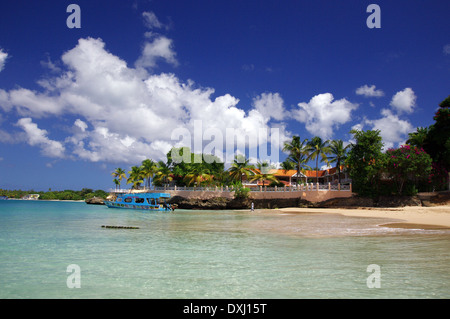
[0,196,8,200]
[104,192,175,211]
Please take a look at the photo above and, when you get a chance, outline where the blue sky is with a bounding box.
[0,0,449,191]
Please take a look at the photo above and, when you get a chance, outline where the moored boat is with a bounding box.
[104,192,175,211]
[0,196,8,200]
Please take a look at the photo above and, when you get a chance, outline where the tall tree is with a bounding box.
[423,95,450,174]
[406,127,429,149]
[346,129,386,196]
[141,159,158,190]
[127,166,144,189]
[250,161,278,187]
[228,155,255,183]
[327,139,350,184]
[153,160,173,186]
[306,136,331,184]
[282,136,310,186]
[385,145,432,195]
[280,159,295,172]
[184,163,213,187]
[112,168,127,190]
[113,179,120,191]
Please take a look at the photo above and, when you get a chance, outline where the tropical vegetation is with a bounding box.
[106,95,449,197]
[0,188,108,200]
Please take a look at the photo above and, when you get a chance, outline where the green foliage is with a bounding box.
[423,95,450,171]
[249,161,278,187]
[282,136,311,184]
[428,162,449,191]
[306,136,331,183]
[228,155,255,184]
[385,145,432,195]
[346,129,386,197]
[166,147,225,186]
[269,181,285,187]
[0,189,107,200]
[230,182,251,199]
[327,139,350,184]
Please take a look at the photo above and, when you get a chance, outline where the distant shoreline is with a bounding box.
[6,198,85,203]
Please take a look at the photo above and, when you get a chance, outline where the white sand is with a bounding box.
[275,205,450,229]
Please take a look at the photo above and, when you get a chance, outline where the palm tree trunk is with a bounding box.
[316,157,319,184]
[337,160,341,185]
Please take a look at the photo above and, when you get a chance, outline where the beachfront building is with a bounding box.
[242,166,351,188]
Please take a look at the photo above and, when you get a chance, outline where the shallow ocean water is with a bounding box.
[0,200,449,298]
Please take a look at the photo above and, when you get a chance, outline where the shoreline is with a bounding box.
[6,198,86,202]
[272,205,450,230]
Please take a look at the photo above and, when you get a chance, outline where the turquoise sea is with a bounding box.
[0,200,449,299]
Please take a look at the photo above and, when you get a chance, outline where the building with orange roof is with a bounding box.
[242,166,350,188]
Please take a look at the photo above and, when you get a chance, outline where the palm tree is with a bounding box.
[280,159,295,173]
[127,166,144,189]
[184,163,213,187]
[112,168,127,190]
[282,136,310,186]
[306,136,331,184]
[113,178,120,191]
[327,139,350,184]
[141,159,158,190]
[250,161,278,187]
[406,127,429,148]
[153,160,173,186]
[228,155,255,183]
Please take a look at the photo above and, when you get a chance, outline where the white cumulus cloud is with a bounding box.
[135,36,178,69]
[16,118,65,158]
[292,93,359,139]
[0,37,287,165]
[355,84,384,97]
[364,109,414,150]
[390,87,416,114]
[252,92,286,121]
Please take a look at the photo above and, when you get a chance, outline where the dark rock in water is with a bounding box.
[167,193,442,210]
[85,197,105,205]
[167,196,310,210]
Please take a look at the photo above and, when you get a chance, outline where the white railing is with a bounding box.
[111,183,352,193]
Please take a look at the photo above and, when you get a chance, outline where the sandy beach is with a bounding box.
[275,205,450,230]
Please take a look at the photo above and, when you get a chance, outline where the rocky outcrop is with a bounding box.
[167,191,450,210]
[168,196,312,210]
[418,191,450,207]
[87,191,449,209]
[85,196,105,205]
[314,195,422,208]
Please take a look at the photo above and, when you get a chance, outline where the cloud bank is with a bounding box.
[0,37,288,164]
